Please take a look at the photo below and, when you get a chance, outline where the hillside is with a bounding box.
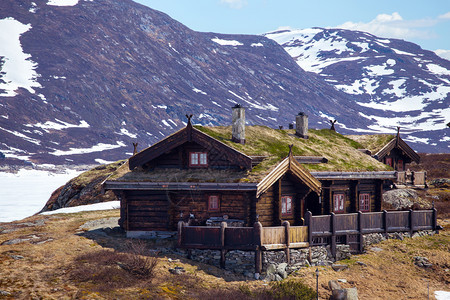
[266,28,450,153]
[0,0,367,166]
[0,208,448,299]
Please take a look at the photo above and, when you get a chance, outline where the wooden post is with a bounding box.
[432,207,437,231]
[220,222,227,269]
[358,211,363,253]
[305,210,313,245]
[282,221,290,264]
[254,221,263,274]
[383,210,388,233]
[331,212,336,259]
[409,209,414,236]
[177,221,184,248]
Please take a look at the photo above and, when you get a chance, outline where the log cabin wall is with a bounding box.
[320,179,383,215]
[383,148,412,171]
[124,190,171,231]
[256,174,313,226]
[167,191,253,230]
[144,142,243,170]
[256,186,276,227]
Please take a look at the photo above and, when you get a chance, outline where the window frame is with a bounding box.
[281,195,293,216]
[385,157,393,167]
[333,193,345,213]
[189,152,208,167]
[359,193,370,212]
[208,195,220,212]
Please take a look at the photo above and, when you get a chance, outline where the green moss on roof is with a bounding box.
[196,125,390,173]
[107,126,391,184]
[346,134,395,154]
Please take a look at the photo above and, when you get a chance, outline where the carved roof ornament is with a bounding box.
[396,126,401,146]
[330,120,337,131]
[132,142,138,155]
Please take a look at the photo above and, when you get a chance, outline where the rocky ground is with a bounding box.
[0,206,448,299]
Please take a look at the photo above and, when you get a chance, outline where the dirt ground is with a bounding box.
[0,207,448,299]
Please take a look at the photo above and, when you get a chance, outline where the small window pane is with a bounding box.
[282,196,292,216]
[200,153,207,165]
[209,195,219,211]
[190,153,198,165]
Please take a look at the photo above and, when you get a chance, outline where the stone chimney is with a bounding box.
[232,104,245,144]
[295,112,308,139]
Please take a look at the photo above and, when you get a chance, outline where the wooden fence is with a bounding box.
[305,209,438,255]
[178,221,308,272]
[178,209,437,272]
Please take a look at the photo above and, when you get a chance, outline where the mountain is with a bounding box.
[0,0,378,166]
[0,1,448,167]
[265,28,450,153]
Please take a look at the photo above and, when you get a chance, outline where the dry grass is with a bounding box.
[0,208,448,299]
[346,134,395,154]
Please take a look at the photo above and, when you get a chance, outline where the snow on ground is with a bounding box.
[49,141,126,156]
[28,119,90,131]
[116,128,137,139]
[426,63,450,76]
[358,85,450,112]
[435,291,450,300]
[0,169,82,223]
[0,126,41,145]
[47,0,79,6]
[192,87,207,95]
[211,38,243,46]
[251,43,263,47]
[41,201,119,215]
[0,18,41,97]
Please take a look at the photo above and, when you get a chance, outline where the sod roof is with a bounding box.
[346,134,395,154]
[106,125,392,184]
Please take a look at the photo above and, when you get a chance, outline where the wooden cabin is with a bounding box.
[374,128,420,171]
[103,110,396,236]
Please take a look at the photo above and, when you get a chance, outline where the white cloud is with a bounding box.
[435,49,450,61]
[220,0,247,9]
[438,12,450,19]
[337,12,440,41]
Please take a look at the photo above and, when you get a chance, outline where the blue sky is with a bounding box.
[135,0,450,57]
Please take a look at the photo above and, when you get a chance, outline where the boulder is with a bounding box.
[383,189,418,210]
[331,264,349,272]
[328,280,342,291]
[345,287,358,300]
[414,256,432,268]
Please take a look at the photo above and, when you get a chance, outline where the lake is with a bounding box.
[0,169,82,223]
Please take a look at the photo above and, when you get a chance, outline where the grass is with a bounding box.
[346,134,395,153]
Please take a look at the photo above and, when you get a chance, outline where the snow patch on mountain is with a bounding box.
[212,38,243,46]
[0,18,41,97]
[28,119,90,131]
[49,141,126,156]
[47,0,79,6]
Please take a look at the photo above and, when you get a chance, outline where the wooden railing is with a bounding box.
[178,221,308,272]
[305,209,438,256]
[178,209,437,272]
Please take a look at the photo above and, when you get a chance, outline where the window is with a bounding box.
[359,193,370,212]
[190,152,208,167]
[208,195,220,211]
[385,157,393,167]
[333,193,345,213]
[281,196,293,216]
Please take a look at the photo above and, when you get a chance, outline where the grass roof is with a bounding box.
[107,125,392,183]
[346,134,395,154]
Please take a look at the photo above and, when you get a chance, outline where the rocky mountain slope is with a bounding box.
[265,28,450,153]
[0,0,370,166]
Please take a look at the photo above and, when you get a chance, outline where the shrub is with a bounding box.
[71,240,158,292]
[266,280,317,300]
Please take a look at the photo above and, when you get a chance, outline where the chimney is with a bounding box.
[232,104,245,144]
[295,112,308,139]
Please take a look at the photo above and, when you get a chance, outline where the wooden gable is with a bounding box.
[375,133,420,164]
[256,151,321,198]
[129,119,252,170]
